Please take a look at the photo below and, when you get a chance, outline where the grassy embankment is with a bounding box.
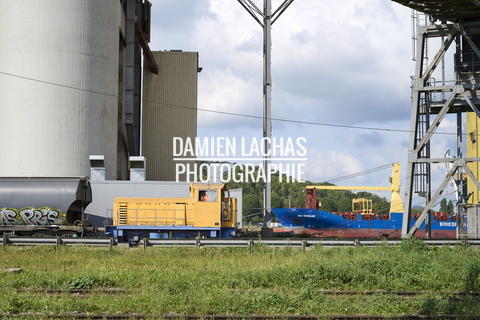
[1,238,480,317]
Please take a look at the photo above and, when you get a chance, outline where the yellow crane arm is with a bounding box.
[305,163,404,214]
[305,186,391,191]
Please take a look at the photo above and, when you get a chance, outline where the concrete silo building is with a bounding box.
[0,0,198,181]
[0,0,121,179]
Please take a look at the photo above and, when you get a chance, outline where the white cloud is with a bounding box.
[305,148,365,183]
[148,0,453,203]
[198,67,262,129]
[150,0,414,129]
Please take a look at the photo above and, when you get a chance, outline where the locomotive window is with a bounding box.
[198,190,217,202]
[223,190,231,201]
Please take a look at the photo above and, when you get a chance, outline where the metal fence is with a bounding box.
[2,236,117,251]
[3,235,480,251]
[140,238,480,252]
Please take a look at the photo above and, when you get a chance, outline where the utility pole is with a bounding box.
[237,0,294,237]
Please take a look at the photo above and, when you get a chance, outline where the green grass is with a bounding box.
[0,240,480,317]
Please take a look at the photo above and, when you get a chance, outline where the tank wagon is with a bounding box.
[106,183,238,243]
[0,177,93,236]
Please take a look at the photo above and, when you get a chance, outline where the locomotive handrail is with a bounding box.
[113,207,195,227]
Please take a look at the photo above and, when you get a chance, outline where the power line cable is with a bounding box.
[0,70,118,98]
[325,163,394,184]
[0,69,463,136]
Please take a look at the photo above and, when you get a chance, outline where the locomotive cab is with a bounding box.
[190,183,237,236]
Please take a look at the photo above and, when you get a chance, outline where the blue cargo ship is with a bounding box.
[272,163,458,238]
[272,208,457,238]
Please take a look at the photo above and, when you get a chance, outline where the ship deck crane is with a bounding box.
[304,163,404,214]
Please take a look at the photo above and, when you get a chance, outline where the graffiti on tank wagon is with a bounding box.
[0,207,67,226]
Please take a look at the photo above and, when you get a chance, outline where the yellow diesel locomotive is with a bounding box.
[106,183,238,243]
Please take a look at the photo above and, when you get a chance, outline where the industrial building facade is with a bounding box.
[142,51,199,181]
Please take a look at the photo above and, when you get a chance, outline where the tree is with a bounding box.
[319,198,337,212]
[447,200,454,214]
[271,194,284,209]
[242,194,262,224]
[338,196,352,212]
[439,198,448,212]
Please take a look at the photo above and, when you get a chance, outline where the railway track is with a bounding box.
[17,288,480,297]
[7,290,480,319]
[1,314,479,319]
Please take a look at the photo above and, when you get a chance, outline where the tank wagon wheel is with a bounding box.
[58,230,80,237]
[31,229,51,237]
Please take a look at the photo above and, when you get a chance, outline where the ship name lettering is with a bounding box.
[439,222,456,227]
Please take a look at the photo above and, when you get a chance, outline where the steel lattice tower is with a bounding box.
[393,0,480,238]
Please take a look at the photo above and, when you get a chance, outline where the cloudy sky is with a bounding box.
[148,0,459,206]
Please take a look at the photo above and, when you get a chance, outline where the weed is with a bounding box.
[1,246,480,316]
[65,275,116,289]
[465,261,480,292]
[400,236,428,251]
